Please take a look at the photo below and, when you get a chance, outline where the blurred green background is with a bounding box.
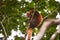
[0,0,60,40]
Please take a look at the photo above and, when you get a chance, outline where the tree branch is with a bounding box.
[0,22,7,38]
[43,7,59,20]
[50,24,60,40]
[37,7,59,29]
[0,15,7,40]
[34,19,60,40]
[50,31,58,40]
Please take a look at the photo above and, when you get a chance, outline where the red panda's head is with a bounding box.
[26,10,34,18]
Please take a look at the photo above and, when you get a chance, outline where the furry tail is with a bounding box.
[25,28,33,40]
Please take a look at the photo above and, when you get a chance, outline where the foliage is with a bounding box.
[0,0,60,40]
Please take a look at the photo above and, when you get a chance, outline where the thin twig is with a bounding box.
[43,7,59,20]
[0,15,7,40]
[0,22,7,38]
[2,15,5,22]
[36,7,59,28]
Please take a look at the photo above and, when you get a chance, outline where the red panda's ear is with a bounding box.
[26,10,33,17]
[25,10,34,18]
[25,12,30,17]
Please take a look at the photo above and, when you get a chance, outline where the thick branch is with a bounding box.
[50,24,60,40]
[50,31,58,40]
[34,19,60,40]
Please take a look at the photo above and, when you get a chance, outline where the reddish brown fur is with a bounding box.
[27,28,33,40]
[25,10,42,40]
